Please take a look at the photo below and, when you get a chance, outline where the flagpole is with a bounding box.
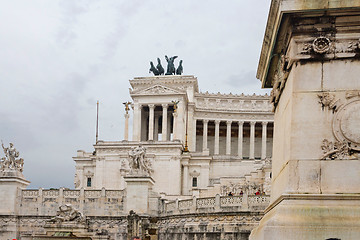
[96,100,99,144]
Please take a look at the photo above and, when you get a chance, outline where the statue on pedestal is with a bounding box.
[128,146,153,176]
[0,142,24,172]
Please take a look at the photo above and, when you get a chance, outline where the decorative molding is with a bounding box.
[131,84,184,96]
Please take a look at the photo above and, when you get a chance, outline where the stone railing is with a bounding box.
[162,194,270,215]
[20,188,125,216]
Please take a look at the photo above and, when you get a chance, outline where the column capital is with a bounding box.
[262,121,268,126]
[148,104,155,109]
[250,121,256,126]
[203,119,209,124]
[238,120,244,125]
[226,120,232,125]
[162,103,169,108]
[215,120,221,125]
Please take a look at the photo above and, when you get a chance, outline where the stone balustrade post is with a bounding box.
[59,188,64,205]
[38,188,43,215]
[192,196,197,213]
[241,191,249,211]
[79,187,85,213]
[215,194,221,211]
[175,198,180,214]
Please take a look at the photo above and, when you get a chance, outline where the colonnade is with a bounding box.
[197,120,270,159]
[129,103,176,141]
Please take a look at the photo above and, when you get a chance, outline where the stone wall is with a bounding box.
[20,188,125,216]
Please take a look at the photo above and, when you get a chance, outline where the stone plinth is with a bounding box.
[124,176,155,214]
[0,170,30,214]
[250,1,360,239]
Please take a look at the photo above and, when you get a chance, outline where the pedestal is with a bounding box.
[0,170,30,214]
[250,1,360,239]
[124,176,155,214]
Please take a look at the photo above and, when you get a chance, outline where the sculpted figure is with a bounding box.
[48,204,84,223]
[156,58,165,75]
[149,61,160,76]
[165,55,178,75]
[1,141,23,172]
[176,60,183,75]
[128,146,152,175]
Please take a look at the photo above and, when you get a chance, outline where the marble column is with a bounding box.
[249,121,256,159]
[202,119,209,151]
[132,103,141,141]
[261,121,268,159]
[238,121,244,158]
[226,121,232,155]
[162,104,168,141]
[124,113,130,141]
[172,112,178,140]
[148,104,155,141]
[214,120,220,155]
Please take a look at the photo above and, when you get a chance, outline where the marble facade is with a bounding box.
[0,75,273,239]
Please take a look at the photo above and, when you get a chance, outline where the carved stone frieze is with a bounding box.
[195,95,272,112]
[312,37,331,54]
[131,84,184,96]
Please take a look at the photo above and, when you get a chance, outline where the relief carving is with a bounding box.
[318,92,339,112]
[312,37,331,54]
[48,204,85,223]
[321,139,351,160]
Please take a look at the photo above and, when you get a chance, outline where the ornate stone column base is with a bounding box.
[124,176,155,215]
[250,194,360,240]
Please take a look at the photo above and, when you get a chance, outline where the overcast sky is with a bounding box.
[0,0,271,188]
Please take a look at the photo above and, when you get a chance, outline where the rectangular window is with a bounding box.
[192,177,197,187]
[87,177,92,187]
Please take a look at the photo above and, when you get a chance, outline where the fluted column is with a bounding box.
[172,112,178,140]
[202,119,209,152]
[162,104,168,141]
[148,104,155,141]
[214,120,220,155]
[238,121,244,158]
[261,121,268,159]
[226,121,232,155]
[250,121,256,159]
[124,113,130,141]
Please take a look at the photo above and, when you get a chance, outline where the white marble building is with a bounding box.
[74,75,273,199]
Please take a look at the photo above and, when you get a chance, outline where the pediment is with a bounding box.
[132,85,183,95]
